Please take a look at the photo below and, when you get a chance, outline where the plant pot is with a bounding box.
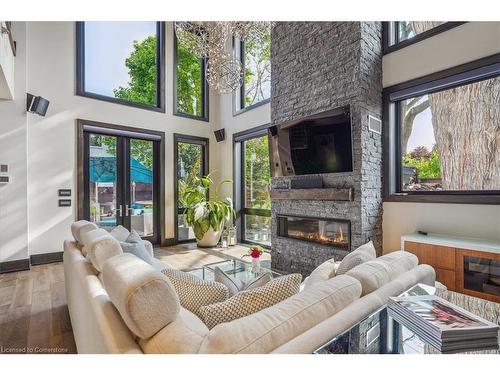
[196,226,223,248]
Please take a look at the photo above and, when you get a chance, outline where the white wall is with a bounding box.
[383,22,500,87]
[0,22,28,262]
[0,21,221,260]
[382,21,500,253]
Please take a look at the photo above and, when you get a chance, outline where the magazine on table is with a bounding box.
[388,295,499,339]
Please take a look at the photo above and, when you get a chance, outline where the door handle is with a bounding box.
[125,204,130,217]
[115,205,123,217]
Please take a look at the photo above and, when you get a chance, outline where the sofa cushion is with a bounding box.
[346,260,392,296]
[120,230,153,264]
[109,225,130,242]
[336,241,376,276]
[162,269,229,318]
[214,267,272,297]
[303,258,339,290]
[103,253,180,340]
[200,273,302,329]
[377,251,419,278]
[80,228,109,257]
[84,229,123,272]
[71,220,98,244]
[198,275,361,353]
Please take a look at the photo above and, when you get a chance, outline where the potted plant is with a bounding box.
[180,172,235,247]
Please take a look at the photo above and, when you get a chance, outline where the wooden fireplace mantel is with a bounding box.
[270,187,354,201]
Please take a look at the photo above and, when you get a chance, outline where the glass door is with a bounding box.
[81,123,162,244]
[174,134,209,243]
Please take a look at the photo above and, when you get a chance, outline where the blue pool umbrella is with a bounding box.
[89,157,152,184]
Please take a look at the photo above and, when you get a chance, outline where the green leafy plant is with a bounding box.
[180,172,235,241]
[403,150,441,179]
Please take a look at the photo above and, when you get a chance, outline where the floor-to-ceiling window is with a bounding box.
[234,126,271,247]
[78,120,165,244]
[174,134,209,243]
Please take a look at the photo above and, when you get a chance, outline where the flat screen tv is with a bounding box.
[269,106,353,177]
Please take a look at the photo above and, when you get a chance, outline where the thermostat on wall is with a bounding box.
[0,176,10,184]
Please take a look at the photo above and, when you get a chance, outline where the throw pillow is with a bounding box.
[303,258,339,290]
[162,268,229,318]
[335,241,377,276]
[200,273,302,329]
[214,267,273,297]
[120,230,152,264]
[109,225,130,242]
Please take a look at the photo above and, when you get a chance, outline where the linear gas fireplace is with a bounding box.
[277,215,350,251]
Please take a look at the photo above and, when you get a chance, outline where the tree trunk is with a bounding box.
[407,22,500,190]
[428,79,500,190]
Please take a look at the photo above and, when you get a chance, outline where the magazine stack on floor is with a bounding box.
[388,295,499,353]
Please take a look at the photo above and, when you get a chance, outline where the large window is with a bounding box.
[76,22,165,111]
[174,30,208,120]
[174,134,209,243]
[234,127,271,247]
[383,22,465,54]
[383,55,500,204]
[234,30,271,112]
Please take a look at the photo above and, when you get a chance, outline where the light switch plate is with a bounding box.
[0,165,7,173]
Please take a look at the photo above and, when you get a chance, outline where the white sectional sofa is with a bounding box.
[64,220,435,354]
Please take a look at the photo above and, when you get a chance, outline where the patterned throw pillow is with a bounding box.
[199,273,302,329]
[161,269,229,318]
[335,241,377,276]
[214,267,273,297]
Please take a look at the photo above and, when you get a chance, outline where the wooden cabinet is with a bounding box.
[402,235,500,303]
[404,241,456,290]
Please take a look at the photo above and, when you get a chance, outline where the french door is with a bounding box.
[173,134,209,243]
[78,120,164,244]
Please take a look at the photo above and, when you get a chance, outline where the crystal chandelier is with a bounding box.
[174,21,273,94]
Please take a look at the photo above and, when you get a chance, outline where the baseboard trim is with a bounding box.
[162,238,176,246]
[0,259,30,274]
[30,252,63,266]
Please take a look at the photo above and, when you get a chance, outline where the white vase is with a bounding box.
[196,226,223,248]
[252,257,261,274]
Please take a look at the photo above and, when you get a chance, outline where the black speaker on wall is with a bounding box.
[269,125,278,137]
[27,93,50,116]
[214,128,226,142]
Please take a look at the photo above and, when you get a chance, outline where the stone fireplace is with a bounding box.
[270,22,383,275]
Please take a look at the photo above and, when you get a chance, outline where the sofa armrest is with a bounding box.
[142,240,154,258]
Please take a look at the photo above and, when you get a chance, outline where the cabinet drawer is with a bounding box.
[435,268,456,290]
[403,241,455,270]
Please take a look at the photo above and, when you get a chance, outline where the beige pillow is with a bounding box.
[102,253,180,340]
[200,273,302,329]
[214,267,273,296]
[336,241,376,276]
[303,258,339,290]
[162,269,229,318]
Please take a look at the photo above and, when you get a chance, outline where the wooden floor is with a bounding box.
[0,243,258,354]
[0,263,76,354]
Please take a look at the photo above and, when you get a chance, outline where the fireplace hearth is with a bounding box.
[277,215,350,250]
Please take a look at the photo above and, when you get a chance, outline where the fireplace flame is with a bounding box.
[339,226,344,241]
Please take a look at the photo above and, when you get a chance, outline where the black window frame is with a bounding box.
[382,22,466,55]
[233,123,272,249]
[232,38,271,116]
[383,53,500,205]
[173,28,209,122]
[76,21,166,113]
[173,133,210,244]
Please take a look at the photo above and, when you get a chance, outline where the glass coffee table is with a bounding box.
[201,258,282,284]
[314,284,500,354]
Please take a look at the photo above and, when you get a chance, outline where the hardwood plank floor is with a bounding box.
[0,263,76,354]
[0,243,256,354]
